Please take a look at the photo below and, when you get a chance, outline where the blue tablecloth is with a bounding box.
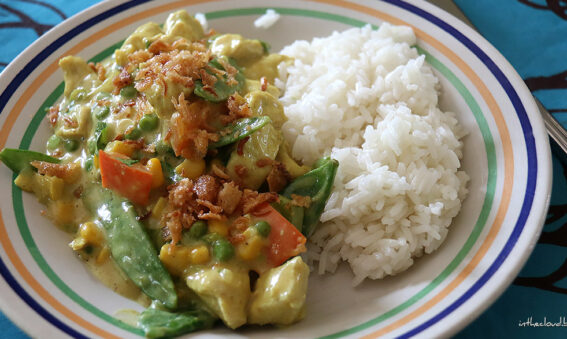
[1,0,566,338]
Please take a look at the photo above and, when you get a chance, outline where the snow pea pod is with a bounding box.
[281,157,338,237]
[84,186,177,309]
[209,116,271,149]
[0,148,60,173]
[194,57,245,103]
[138,303,215,339]
[271,195,304,232]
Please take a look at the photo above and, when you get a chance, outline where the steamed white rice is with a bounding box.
[276,23,469,286]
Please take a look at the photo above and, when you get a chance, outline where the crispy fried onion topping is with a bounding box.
[161,175,278,246]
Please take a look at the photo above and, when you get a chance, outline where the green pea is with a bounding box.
[64,139,80,152]
[254,221,271,237]
[46,135,61,150]
[155,141,173,155]
[139,113,159,131]
[212,238,234,262]
[189,221,208,239]
[94,105,110,120]
[125,127,142,140]
[120,85,137,99]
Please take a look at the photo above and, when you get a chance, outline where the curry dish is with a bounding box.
[0,10,337,338]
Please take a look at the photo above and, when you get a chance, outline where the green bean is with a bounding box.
[194,57,244,102]
[139,113,159,131]
[138,303,215,338]
[208,116,271,149]
[0,148,60,173]
[83,186,177,309]
[281,157,339,236]
[254,221,271,237]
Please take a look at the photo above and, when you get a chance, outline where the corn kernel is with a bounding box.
[146,158,164,188]
[237,234,265,261]
[94,155,99,169]
[189,245,210,264]
[208,219,229,237]
[159,244,191,277]
[151,197,168,220]
[69,237,87,251]
[108,140,136,157]
[175,158,205,179]
[79,222,103,246]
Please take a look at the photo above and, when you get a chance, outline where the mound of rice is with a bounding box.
[276,23,469,286]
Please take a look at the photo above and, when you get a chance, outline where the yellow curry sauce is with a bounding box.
[7,10,339,336]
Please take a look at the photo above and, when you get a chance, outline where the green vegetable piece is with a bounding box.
[212,238,234,261]
[139,113,159,132]
[282,157,339,237]
[64,139,80,152]
[194,57,245,102]
[254,221,271,237]
[118,158,139,166]
[83,187,178,309]
[138,305,215,338]
[155,141,174,155]
[120,84,138,99]
[92,121,111,152]
[271,196,304,232]
[0,148,60,173]
[46,135,61,151]
[209,116,271,149]
[160,159,182,184]
[84,157,94,172]
[260,40,271,54]
[125,127,142,140]
[94,105,110,120]
[189,220,208,239]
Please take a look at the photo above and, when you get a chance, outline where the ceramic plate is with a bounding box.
[0,0,552,338]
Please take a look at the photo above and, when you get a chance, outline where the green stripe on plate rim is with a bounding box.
[10,7,496,337]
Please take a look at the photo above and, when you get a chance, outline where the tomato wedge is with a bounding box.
[98,150,153,205]
[252,203,307,267]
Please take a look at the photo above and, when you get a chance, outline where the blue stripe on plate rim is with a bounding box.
[0,0,539,337]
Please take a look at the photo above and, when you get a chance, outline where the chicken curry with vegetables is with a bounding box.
[0,10,338,338]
